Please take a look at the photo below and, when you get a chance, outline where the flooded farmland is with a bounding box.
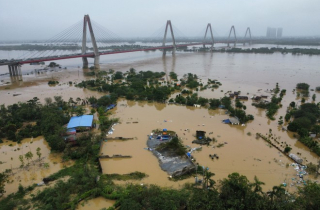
[1,48,320,196]
[0,137,73,196]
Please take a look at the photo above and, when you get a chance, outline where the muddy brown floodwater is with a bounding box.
[101,99,319,192]
[1,51,320,198]
[77,197,115,210]
[0,137,73,196]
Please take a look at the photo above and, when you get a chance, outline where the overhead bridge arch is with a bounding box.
[227,25,237,47]
[244,27,252,45]
[162,20,176,56]
[203,23,214,50]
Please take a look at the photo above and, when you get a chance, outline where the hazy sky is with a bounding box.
[1,0,320,40]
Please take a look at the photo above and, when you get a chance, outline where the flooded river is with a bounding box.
[1,47,320,195]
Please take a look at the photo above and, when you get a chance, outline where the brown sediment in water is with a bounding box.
[100,99,320,192]
[0,137,73,196]
[76,197,115,210]
[0,52,319,195]
[0,68,105,105]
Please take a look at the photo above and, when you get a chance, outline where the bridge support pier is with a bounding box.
[8,65,13,76]
[82,57,88,69]
[162,48,176,56]
[8,65,22,76]
[94,56,100,69]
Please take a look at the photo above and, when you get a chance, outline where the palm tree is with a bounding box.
[203,169,215,189]
[269,184,285,202]
[76,97,81,105]
[251,176,265,193]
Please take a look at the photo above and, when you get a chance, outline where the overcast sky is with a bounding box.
[1,0,320,41]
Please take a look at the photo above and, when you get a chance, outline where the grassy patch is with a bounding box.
[101,172,147,181]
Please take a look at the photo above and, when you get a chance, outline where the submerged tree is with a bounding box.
[0,172,8,197]
[36,147,42,162]
[25,151,33,165]
[19,155,24,168]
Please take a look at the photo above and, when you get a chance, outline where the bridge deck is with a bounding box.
[1,41,251,66]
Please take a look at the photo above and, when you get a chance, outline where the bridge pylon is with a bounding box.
[82,15,100,69]
[243,27,252,46]
[227,26,237,47]
[203,23,214,50]
[162,20,176,56]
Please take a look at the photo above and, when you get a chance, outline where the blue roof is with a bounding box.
[223,119,231,124]
[67,115,93,129]
[105,104,116,111]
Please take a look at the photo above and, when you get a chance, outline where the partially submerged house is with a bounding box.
[196,130,206,139]
[223,117,240,125]
[105,104,117,112]
[289,153,303,164]
[236,96,248,100]
[252,96,262,101]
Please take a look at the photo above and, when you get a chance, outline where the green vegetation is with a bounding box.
[1,100,320,210]
[296,83,310,90]
[0,97,68,145]
[48,62,59,67]
[156,137,187,156]
[212,47,320,55]
[252,83,284,120]
[220,97,254,123]
[0,95,116,152]
[180,73,200,89]
[284,146,292,153]
[101,172,147,181]
[48,80,59,85]
[169,72,178,80]
[296,83,310,97]
[76,70,172,102]
[0,172,8,197]
[287,102,320,156]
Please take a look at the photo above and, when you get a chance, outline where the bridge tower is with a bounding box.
[162,20,176,56]
[203,23,214,50]
[243,27,252,46]
[82,15,99,69]
[227,26,237,47]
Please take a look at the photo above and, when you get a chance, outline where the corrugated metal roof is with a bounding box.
[67,115,93,129]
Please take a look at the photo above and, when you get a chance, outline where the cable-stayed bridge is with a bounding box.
[0,15,253,76]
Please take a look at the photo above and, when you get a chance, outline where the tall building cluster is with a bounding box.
[266,27,283,38]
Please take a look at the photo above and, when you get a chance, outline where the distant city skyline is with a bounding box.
[1,0,320,41]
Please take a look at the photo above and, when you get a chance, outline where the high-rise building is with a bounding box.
[266,27,283,38]
[277,28,283,38]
